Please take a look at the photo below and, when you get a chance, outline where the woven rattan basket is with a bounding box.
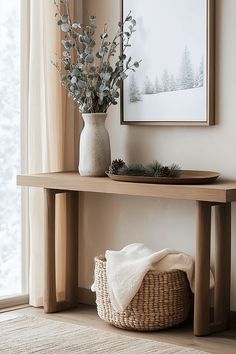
[94,256,191,331]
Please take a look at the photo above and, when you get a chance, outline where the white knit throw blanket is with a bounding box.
[93,243,214,313]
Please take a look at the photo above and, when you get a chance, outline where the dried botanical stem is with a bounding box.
[54,2,140,113]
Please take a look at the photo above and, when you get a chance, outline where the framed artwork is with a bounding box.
[121,0,215,126]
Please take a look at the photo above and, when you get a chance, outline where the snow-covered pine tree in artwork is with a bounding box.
[194,72,199,88]
[143,76,155,94]
[140,47,204,97]
[179,46,194,90]
[199,57,204,86]
[155,76,162,93]
[169,74,176,91]
[195,56,204,88]
[129,75,142,103]
[162,69,170,92]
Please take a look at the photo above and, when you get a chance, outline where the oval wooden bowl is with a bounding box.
[106,170,220,185]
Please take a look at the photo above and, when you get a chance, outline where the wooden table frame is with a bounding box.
[17,172,236,336]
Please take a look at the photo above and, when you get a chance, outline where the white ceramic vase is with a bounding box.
[79,113,111,177]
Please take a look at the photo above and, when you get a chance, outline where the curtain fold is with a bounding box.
[22,0,82,307]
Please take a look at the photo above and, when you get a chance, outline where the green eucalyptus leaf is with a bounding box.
[99,50,106,57]
[103,90,110,96]
[116,60,123,67]
[101,72,111,81]
[61,14,69,23]
[98,92,104,104]
[85,54,94,63]
[107,66,113,73]
[119,54,126,61]
[116,79,122,88]
[99,83,106,92]
[79,35,85,42]
[77,79,86,88]
[112,90,119,98]
[71,68,80,76]
[61,23,70,32]
[62,40,73,50]
[85,47,93,55]
[71,76,77,84]
[89,39,96,47]
[120,72,128,80]
[84,36,91,43]
[86,90,92,97]
[70,31,78,39]
[78,57,85,64]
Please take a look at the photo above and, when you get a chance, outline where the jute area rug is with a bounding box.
[0,316,209,354]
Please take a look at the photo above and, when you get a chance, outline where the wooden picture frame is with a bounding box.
[121,0,215,126]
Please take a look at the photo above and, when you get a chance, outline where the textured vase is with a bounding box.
[79,113,111,177]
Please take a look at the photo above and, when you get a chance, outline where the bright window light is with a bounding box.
[0,0,21,298]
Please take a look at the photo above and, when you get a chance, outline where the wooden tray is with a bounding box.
[106,170,220,185]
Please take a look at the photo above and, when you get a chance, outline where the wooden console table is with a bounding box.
[17,172,236,336]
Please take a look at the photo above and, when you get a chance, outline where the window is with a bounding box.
[0,0,27,305]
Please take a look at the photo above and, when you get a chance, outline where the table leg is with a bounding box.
[194,201,211,336]
[44,189,79,313]
[65,191,79,308]
[44,189,57,313]
[214,203,231,329]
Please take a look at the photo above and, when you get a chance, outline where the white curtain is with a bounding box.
[22,0,82,307]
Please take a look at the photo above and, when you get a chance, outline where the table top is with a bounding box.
[17,172,236,203]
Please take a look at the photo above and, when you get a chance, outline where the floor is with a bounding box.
[0,305,236,354]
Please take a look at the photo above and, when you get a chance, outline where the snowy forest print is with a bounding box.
[123,0,209,123]
[130,48,204,102]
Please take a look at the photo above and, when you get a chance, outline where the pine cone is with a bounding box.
[108,159,126,174]
[160,166,170,177]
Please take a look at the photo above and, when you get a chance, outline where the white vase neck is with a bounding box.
[82,113,107,118]
[82,113,107,124]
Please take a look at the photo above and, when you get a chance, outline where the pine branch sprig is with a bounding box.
[168,163,181,177]
[146,161,162,177]
[108,160,181,178]
[117,164,147,176]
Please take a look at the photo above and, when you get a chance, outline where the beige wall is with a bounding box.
[79,0,236,310]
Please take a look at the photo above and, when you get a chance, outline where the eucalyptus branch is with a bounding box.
[66,0,82,55]
[53,1,140,114]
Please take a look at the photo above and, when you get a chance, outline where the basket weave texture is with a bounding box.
[94,256,191,331]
